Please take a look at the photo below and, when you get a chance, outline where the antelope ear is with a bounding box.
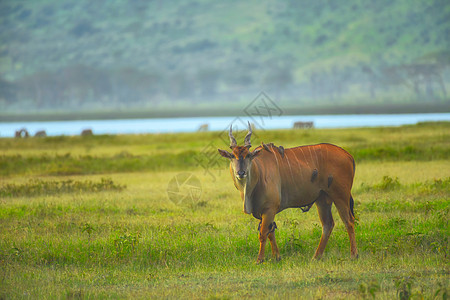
[218,149,233,159]
[250,148,262,158]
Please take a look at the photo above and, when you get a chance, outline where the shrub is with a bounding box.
[0,178,125,197]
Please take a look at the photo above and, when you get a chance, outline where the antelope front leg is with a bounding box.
[268,229,281,261]
[257,213,276,264]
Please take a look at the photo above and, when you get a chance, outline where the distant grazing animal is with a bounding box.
[218,123,358,263]
[198,124,209,132]
[34,130,47,137]
[293,121,314,129]
[81,129,93,136]
[15,128,29,138]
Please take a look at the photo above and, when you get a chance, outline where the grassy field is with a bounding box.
[0,122,449,299]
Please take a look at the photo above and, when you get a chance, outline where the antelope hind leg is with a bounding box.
[334,194,359,259]
[313,193,334,260]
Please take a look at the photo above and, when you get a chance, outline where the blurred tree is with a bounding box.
[16,71,63,108]
[61,65,111,107]
[0,76,16,104]
[111,67,162,104]
[196,68,220,97]
[361,65,378,99]
[69,20,97,38]
[168,73,194,100]
[263,65,293,99]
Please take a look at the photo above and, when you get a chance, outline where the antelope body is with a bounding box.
[293,121,314,129]
[81,129,93,136]
[218,124,358,263]
[34,130,47,137]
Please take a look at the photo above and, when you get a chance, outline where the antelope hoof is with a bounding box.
[312,254,323,261]
[256,257,265,264]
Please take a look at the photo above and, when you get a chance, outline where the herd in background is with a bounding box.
[197,121,314,132]
[13,121,314,138]
[14,128,93,138]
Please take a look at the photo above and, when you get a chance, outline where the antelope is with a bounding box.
[34,130,47,137]
[81,129,93,136]
[198,124,209,132]
[218,123,358,263]
[293,121,314,129]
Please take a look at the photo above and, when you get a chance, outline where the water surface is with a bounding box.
[1,113,449,137]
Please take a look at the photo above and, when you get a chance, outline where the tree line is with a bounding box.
[0,61,448,110]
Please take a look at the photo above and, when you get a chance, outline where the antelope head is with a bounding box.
[218,122,261,180]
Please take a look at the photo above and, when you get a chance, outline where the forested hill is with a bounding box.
[1,0,449,113]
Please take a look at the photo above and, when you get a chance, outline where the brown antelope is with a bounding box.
[34,130,47,137]
[198,124,209,132]
[15,128,29,138]
[293,121,314,129]
[218,123,358,263]
[81,129,93,136]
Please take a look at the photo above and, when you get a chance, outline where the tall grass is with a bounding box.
[0,177,125,197]
[1,170,447,298]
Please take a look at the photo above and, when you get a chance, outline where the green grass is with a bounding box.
[0,122,449,299]
[1,121,448,177]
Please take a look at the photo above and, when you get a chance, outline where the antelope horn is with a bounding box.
[244,122,252,148]
[229,125,237,149]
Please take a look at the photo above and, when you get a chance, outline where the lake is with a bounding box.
[1,113,449,137]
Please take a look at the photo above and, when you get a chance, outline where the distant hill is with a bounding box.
[0,0,449,115]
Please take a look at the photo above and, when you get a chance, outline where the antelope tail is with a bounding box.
[350,196,355,218]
